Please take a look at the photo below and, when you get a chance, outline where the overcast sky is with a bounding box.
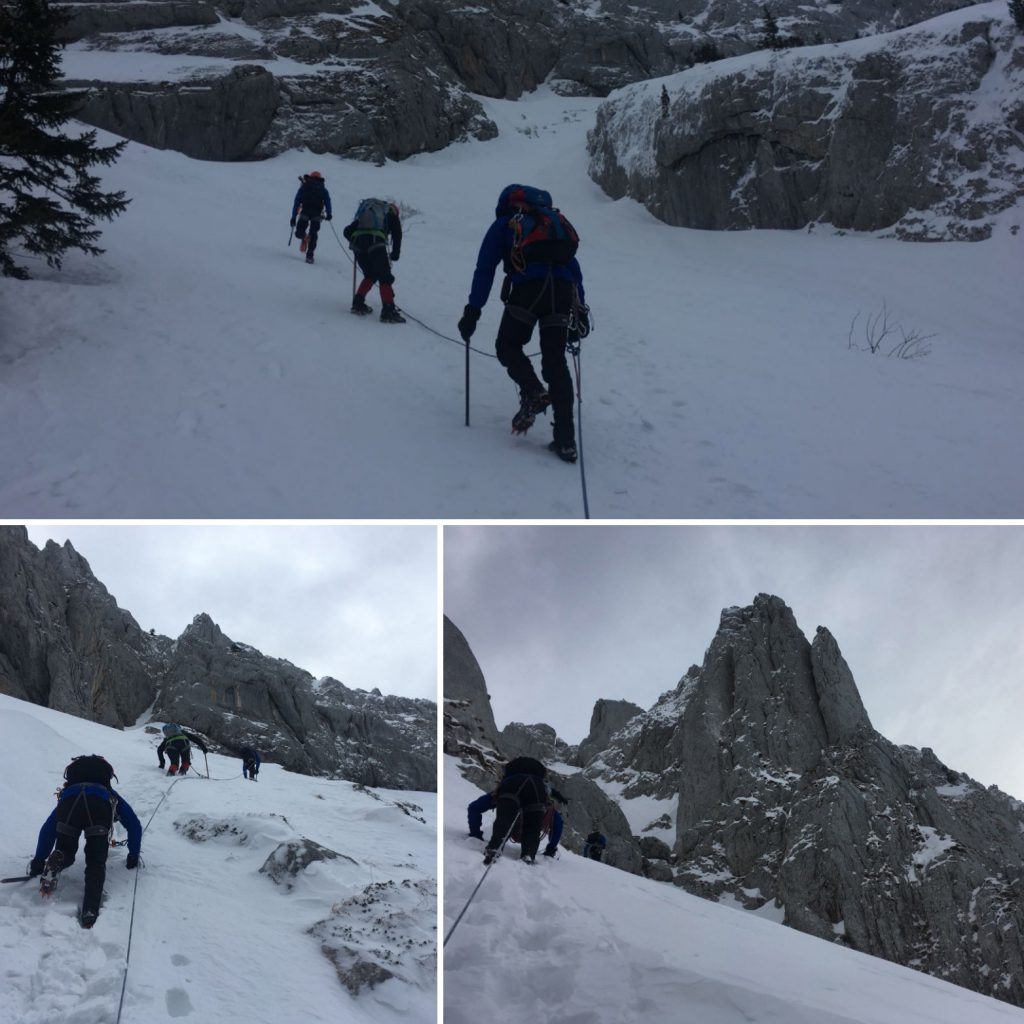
[445,525,1024,800]
[24,525,437,701]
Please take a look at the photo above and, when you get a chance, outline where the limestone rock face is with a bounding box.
[55,0,978,164]
[0,526,163,727]
[0,529,435,790]
[498,721,576,765]
[71,66,280,162]
[443,616,501,757]
[581,594,1024,1007]
[576,698,644,766]
[588,8,1024,240]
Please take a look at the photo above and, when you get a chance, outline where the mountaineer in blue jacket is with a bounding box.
[290,171,333,265]
[240,746,261,781]
[29,755,143,929]
[468,790,566,858]
[458,184,590,464]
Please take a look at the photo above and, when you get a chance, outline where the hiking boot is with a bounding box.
[80,907,99,929]
[380,304,406,324]
[351,297,373,316]
[180,762,190,775]
[483,848,498,865]
[305,252,315,265]
[468,831,485,841]
[39,851,63,896]
[299,237,308,253]
[548,439,578,463]
[511,390,551,435]
[166,765,177,776]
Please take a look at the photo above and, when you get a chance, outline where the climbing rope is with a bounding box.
[443,810,522,949]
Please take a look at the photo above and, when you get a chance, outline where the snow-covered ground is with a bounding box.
[443,756,1024,1024]
[0,695,436,1024]
[1,56,1022,517]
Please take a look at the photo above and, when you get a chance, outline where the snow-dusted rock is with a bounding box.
[580,593,1024,1007]
[588,4,1024,239]
[0,528,436,790]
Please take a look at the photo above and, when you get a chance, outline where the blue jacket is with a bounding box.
[242,749,261,770]
[34,785,143,860]
[291,179,332,221]
[467,217,585,311]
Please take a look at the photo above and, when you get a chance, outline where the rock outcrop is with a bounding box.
[0,526,164,727]
[576,698,644,766]
[0,527,435,790]
[581,593,1024,1007]
[53,0,981,164]
[443,616,501,761]
[588,5,1024,240]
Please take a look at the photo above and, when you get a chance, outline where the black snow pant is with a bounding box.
[486,774,547,861]
[296,216,322,253]
[496,275,576,447]
[352,237,395,285]
[54,790,113,916]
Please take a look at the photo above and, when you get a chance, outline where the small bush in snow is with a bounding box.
[847,302,937,359]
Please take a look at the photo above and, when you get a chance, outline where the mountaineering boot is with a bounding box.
[511,390,551,435]
[299,236,308,253]
[305,252,315,265]
[483,847,498,865]
[39,851,63,897]
[180,761,190,776]
[548,439,578,464]
[80,906,99,929]
[380,304,406,324]
[351,296,373,316]
[166,765,178,776]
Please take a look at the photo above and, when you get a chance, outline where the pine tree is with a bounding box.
[0,0,129,279]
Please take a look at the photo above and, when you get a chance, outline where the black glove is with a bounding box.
[575,303,591,339]
[390,249,400,262]
[325,213,332,221]
[458,304,481,342]
[29,858,45,877]
[289,218,296,228]
[126,854,139,869]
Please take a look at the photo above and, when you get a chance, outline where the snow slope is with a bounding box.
[0,694,436,1024]
[1,43,1022,516]
[443,757,1024,1024]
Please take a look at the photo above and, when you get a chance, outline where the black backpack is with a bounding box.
[64,755,116,787]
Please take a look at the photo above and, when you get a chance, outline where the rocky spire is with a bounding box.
[580,594,1024,1008]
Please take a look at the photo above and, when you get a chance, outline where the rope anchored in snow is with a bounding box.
[443,810,522,949]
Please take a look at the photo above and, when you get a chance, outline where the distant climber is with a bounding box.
[343,197,405,323]
[583,830,607,861]
[661,84,670,118]
[240,746,261,781]
[157,723,208,776]
[290,171,333,265]
[29,754,142,929]
[458,184,589,463]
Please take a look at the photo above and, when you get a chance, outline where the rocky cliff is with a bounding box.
[53,0,978,162]
[0,527,435,790]
[588,4,1024,240]
[579,593,1024,1007]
